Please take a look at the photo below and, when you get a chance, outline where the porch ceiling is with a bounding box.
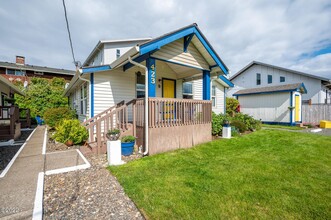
[164,61,201,79]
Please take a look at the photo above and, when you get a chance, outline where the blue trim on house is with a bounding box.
[123,52,153,72]
[234,89,298,97]
[219,75,234,88]
[82,65,111,74]
[299,83,308,94]
[289,92,293,125]
[139,25,228,75]
[262,121,297,126]
[151,56,208,71]
[183,34,194,52]
[90,73,94,117]
[202,70,210,100]
[147,58,156,97]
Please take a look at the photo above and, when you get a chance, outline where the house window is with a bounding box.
[256,73,261,85]
[268,75,272,84]
[7,69,26,76]
[280,76,285,82]
[212,85,216,107]
[116,49,121,59]
[136,72,145,98]
[182,82,193,99]
[80,83,87,115]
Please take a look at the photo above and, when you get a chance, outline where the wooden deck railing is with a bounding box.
[19,108,31,128]
[147,98,212,128]
[0,106,20,138]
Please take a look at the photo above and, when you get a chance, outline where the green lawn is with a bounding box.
[262,124,305,130]
[109,130,331,219]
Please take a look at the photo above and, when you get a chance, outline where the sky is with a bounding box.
[0,0,330,78]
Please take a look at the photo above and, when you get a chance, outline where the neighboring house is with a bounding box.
[0,75,29,140]
[229,61,331,104]
[0,56,75,85]
[233,83,307,125]
[65,23,233,155]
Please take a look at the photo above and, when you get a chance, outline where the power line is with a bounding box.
[62,0,78,68]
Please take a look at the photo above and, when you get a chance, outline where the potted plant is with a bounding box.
[121,135,136,156]
[106,129,120,141]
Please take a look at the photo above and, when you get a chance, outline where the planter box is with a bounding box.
[121,142,134,156]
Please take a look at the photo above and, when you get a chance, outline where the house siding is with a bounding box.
[153,39,209,70]
[231,64,324,103]
[238,92,291,123]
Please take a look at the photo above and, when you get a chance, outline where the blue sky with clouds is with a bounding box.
[0,0,330,78]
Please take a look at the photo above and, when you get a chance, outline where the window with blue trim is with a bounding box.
[182,82,193,99]
[268,75,272,84]
[256,73,261,85]
[280,76,285,82]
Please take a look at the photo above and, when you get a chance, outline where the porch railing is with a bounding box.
[148,98,212,128]
[0,106,20,138]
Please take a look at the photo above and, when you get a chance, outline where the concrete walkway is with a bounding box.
[0,126,90,219]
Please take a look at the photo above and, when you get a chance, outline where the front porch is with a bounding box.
[83,97,212,155]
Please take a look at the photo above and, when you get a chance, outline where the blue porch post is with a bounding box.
[202,70,210,100]
[146,58,156,97]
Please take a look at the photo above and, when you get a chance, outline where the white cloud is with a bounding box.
[0,0,330,80]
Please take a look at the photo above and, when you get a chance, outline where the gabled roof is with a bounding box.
[0,61,75,76]
[82,23,229,75]
[0,75,24,96]
[83,38,152,66]
[233,83,307,96]
[230,61,330,82]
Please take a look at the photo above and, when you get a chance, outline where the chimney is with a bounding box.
[16,56,25,65]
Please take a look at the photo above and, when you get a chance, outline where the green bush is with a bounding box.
[121,135,136,143]
[230,120,247,133]
[212,112,229,136]
[226,97,239,116]
[53,119,88,145]
[44,107,76,128]
[232,113,261,131]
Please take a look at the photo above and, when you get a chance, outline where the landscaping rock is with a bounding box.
[43,153,145,219]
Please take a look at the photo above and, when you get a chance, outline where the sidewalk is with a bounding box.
[0,126,45,219]
[0,126,90,219]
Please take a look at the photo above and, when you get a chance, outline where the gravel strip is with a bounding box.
[43,153,145,219]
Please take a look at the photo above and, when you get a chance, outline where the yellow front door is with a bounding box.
[295,95,300,122]
[162,79,175,119]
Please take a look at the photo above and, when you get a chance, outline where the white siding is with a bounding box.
[238,92,291,123]
[192,78,225,114]
[231,64,324,103]
[153,39,210,70]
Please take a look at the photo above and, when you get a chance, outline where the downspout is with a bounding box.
[128,56,149,156]
[78,69,91,118]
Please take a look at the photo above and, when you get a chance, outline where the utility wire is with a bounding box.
[62,0,78,68]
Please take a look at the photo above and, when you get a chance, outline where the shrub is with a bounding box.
[53,119,88,145]
[232,113,261,131]
[121,135,136,143]
[212,112,229,136]
[230,120,247,133]
[44,107,76,128]
[226,97,239,116]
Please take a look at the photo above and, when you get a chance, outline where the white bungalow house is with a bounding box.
[64,23,233,155]
[229,61,331,104]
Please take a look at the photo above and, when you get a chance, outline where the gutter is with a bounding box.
[128,56,149,156]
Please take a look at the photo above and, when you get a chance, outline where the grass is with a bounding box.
[262,124,305,130]
[109,130,331,219]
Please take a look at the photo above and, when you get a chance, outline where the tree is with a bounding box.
[14,77,68,118]
[226,97,239,117]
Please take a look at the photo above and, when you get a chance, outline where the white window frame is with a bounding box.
[212,85,216,107]
[80,83,87,115]
[182,82,193,99]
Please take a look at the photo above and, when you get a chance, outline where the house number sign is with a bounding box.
[150,64,156,84]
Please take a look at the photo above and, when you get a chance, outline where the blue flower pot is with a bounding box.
[121,141,134,156]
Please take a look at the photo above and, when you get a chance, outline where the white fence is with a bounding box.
[302,104,331,124]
